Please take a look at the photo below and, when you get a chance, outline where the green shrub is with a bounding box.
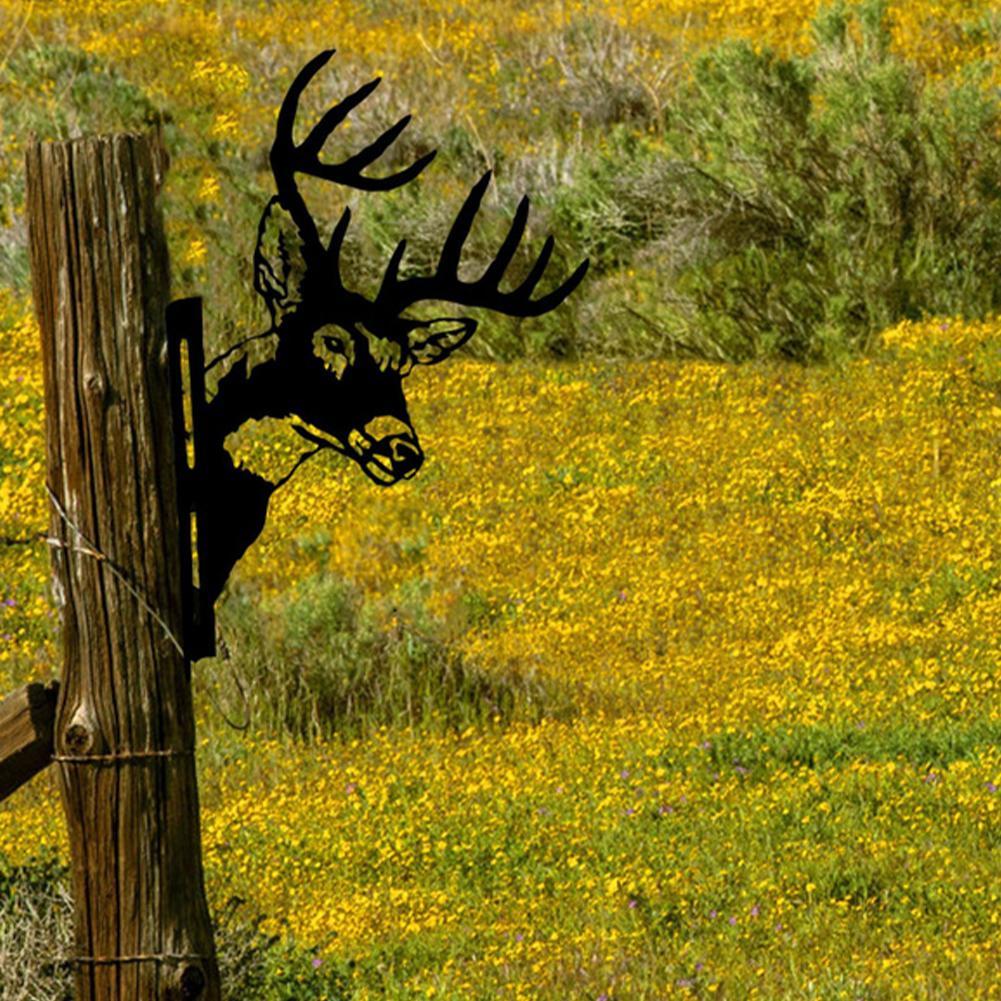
[203,572,573,741]
[555,0,1001,361]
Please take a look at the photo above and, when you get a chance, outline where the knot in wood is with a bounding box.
[178,962,207,998]
[83,369,106,398]
[64,721,95,754]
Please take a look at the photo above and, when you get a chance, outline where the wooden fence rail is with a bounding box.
[0,680,57,802]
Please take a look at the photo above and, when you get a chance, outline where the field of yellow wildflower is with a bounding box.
[2,2,1001,999]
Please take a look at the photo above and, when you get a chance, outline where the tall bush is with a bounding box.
[560,0,1001,361]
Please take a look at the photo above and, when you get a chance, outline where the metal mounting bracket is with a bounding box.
[166,297,216,661]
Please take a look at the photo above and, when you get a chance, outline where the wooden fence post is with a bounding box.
[25,135,220,1000]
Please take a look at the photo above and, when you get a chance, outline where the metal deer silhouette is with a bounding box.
[168,49,588,659]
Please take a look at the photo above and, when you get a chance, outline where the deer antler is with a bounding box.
[369,171,589,318]
[270,49,436,262]
[268,48,588,331]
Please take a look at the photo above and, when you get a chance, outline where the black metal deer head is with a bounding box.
[169,49,588,659]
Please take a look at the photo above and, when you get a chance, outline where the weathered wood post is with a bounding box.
[25,135,220,1000]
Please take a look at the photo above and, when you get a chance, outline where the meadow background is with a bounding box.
[1,0,1000,997]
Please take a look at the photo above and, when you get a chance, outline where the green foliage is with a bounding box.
[0,43,161,144]
[4,3,1000,363]
[0,44,163,292]
[684,717,1001,781]
[204,571,573,740]
[0,850,67,903]
[0,38,273,356]
[554,0,1001,361]
[551,127,675,288]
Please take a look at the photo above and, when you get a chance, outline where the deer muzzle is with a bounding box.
[345,417,423,485]
[372,434,423,479]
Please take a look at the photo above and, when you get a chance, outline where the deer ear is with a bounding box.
[406,318,477,366]
[253,197,306,325]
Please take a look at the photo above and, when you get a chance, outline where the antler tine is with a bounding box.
[437,170,492,277]
[475,195,590,315]
[507,234,554,300]
[272,47,436,197]
[444,178,590,315]
[479,194,530,288]
[377,239,408,304]
[269,48,338,257]
[509,254,590,317]
[380,171,589,318]
[325,207,353,285]
[298,76,383,157]
[272,49,336,166]
[320,120,437,192]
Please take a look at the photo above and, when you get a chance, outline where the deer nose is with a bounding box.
[360,417,423,479]
[382,435,423,476]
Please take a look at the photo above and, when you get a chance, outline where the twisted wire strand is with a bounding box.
[58,953,210,967]
[45,484,185,658]
[45,484,252,731]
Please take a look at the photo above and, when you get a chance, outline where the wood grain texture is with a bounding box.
[26,134,220,1001]
[0,680,58,802]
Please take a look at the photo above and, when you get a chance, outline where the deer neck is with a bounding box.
[204,347,299,444]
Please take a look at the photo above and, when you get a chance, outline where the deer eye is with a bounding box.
[312,323,355,378]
